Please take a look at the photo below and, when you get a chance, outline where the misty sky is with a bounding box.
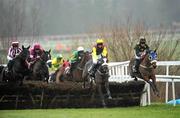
[27,0,180,35]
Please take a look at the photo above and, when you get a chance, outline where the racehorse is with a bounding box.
[30,49,51,82]
[0,45,30,85]
[129,49,159,96]
[55,60,71,83]
[83,57,112,107]
[61,51,91,82]
[70,51,90,81]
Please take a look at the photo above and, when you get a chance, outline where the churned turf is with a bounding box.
[0,104,180,118]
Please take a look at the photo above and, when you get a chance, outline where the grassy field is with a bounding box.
[0,104,180,118]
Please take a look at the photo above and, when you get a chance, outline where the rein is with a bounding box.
[140,64,153,69]
[140,52,157,69]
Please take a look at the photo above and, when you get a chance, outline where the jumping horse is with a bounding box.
[0,45,30,85]
[31,49,51,82]
[129,49,159,96]
[83,56,112,107]
[55,51,90,83]
[55,60,71,83]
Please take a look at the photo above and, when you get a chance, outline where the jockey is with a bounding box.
[29,43,44,61]
[7,41,22,71]
[51,54,64,71]
[133,36,149,73]
[88,38,108,76]
[69,46,85,73]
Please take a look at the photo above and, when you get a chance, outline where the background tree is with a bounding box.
[0,0,42,63]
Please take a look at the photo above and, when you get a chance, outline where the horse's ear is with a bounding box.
[63,60,65,63]
[154,48,157,52]
[22,45,24,50]
[49,49,51,53]
[27,45,30,49]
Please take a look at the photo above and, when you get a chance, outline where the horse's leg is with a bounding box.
[45,70,49,83]
[97,84,106,107]
[56,70,61,84]
[83,76,86,88]
[151,75,159,97]
[90,81,96,104]
[83,74,89,88]
[105,81,112,99]
[143,76,156,94]
[0,69,4,82]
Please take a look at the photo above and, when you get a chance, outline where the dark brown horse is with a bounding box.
[70,51,90,82]
[0,45,30,85]
[129,49,159,96]
[30,50,51,82]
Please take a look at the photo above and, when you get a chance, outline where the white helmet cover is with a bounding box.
[77,46,84,51]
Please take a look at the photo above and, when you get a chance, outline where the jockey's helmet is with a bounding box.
[34,43,41,50]
[139,36,146,44]
[96,39,104,44]
[77,46,84,52]
[11,41,19,47]
[57,54,63,60]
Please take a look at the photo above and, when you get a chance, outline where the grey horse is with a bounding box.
[83,57,112,107]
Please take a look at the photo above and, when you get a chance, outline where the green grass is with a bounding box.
[0,104,180,118]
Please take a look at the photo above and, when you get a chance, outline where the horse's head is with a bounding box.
[62,60,71,74]
[79,51,90,61]
[19,45,30,60]
[41,49,51,62]
[77,51,91,69]
[98,57,109,75]
[147,49,157,68]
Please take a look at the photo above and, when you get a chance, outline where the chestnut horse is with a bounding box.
[129,49,159,96]
[55,60,71,83]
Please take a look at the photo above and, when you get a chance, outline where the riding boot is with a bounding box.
[88,64,96,77]
[133,59,140,73]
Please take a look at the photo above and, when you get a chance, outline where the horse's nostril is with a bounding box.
[153,64,157,68]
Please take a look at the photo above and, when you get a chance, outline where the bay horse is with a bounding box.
[129,49,159,96]
[54,51,90,83]
[31,49,51,82]
[70,51,90,82]
[0,45,30,85]
[83,57,112,107]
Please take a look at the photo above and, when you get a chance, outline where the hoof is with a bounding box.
[103,103,107,108]
[108,96,112,99]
